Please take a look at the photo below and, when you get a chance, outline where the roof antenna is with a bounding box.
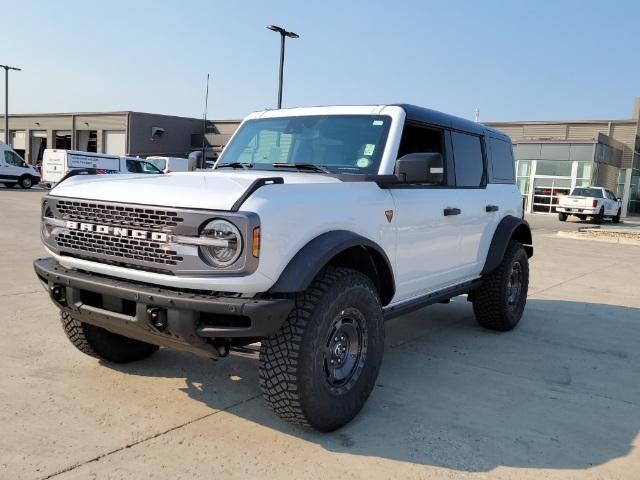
[201,73,210,169]
[474,108,480,123]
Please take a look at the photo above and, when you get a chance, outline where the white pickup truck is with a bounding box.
[557,187,622,223]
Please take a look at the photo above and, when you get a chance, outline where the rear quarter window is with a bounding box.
[488,137,515,183]
[451,132,484,187]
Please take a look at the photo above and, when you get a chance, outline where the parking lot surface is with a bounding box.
[1,189,639,480]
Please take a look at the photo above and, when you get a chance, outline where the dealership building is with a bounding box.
[486,98,640,217]
[0,111,241,164]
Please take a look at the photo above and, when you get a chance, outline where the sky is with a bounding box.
[3,0,639,122]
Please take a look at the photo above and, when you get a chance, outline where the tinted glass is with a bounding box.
[571,187,603,198]
[4,151,25,167]
[488,137,515,181]
[452,132,484,187]
[126,160,162,174]
[219,115,392,174]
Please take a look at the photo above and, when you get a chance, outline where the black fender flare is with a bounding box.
[481,215,533,275]
[269,230,395,304]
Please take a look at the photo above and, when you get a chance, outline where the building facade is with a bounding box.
[487,98,640,216]
[0,111,240,164]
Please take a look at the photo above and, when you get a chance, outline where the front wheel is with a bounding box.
[472,240,529,331]
[60,312,159,363]
[19,176,33,189]
[259,267,385,432]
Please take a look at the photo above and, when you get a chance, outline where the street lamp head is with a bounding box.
[267,25,285,34]
[266,25,299,38]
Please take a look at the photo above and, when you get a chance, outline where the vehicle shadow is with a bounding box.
[109,298,640,472]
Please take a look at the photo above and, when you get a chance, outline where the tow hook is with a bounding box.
[50,284,67,306]
[147,307,168,331]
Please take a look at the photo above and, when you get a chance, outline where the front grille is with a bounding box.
[55,200,184,231]
[56,229,183,266]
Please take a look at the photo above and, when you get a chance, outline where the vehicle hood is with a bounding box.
[49,170,342,210]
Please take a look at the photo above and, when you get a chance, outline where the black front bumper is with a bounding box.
[34,258,294,358]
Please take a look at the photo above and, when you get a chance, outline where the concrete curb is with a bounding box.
[557,230,640,246]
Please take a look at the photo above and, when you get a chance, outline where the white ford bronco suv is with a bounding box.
[34,104,533,432]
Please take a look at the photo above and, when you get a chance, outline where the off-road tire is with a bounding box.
[19,175,33,189]
[558,212,567,222]
[60,311,159,363]
[472,240,529,331]
[613,208,622,224]
[259,267,385,432]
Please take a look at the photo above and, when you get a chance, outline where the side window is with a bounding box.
[396,123,445,185]
[125,159,141,173]
[5,151,26,167]
[451,131,484,187]
[487,137,515,182]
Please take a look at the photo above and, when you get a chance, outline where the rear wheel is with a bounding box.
[472,241,529,331]
[558,212,568,222]
[592,207,605,224]
[613,208,622,223]
[60,311,159,363]
[259,267,384,432]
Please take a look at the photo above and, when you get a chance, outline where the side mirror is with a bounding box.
[395,152,444,184]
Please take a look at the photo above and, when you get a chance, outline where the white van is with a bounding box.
[42,150,162,187]
[146,156,196,173]
[0,141,41,189]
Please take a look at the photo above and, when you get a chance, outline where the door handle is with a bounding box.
[443,207,461,216]
[485,205,499,212]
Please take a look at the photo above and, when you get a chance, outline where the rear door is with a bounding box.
[42,150,67,183]
[450,130,494,278]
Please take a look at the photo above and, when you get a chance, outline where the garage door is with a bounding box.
[103,131,126,155]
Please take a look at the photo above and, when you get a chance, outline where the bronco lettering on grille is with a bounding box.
[65,221,168,242]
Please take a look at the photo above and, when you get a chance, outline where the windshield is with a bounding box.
[148,158,167,170]
[571,187,603,198]
[217,115,392,174]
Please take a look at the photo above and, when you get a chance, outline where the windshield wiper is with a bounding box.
[216,162,253,170]
[271,163,331,174]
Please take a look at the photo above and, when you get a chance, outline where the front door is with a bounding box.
[388,124,466,302]
[2,149,29,181]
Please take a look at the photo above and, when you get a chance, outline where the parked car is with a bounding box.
[557,186,622,223]
[42,149,162,187]
[146,156,196,173]
[0,141,41,189]
[34,104,533,432]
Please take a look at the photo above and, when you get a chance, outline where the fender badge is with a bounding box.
[385,210,394,223]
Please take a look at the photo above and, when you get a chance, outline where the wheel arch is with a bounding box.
[481,215,533,276]
[269,230,395,306]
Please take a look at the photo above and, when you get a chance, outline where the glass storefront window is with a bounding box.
[517,177,530,195]
[535,160,573,177]
[576,161,592,181]
[517,160,532,177]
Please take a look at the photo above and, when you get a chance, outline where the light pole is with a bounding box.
[266,25,299,109]
[0,64,21,144]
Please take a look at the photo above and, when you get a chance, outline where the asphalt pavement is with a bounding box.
[1,188,639,480]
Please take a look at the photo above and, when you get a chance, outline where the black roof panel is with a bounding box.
[394,104,510,141]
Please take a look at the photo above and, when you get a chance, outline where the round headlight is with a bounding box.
[200,219,242,267]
